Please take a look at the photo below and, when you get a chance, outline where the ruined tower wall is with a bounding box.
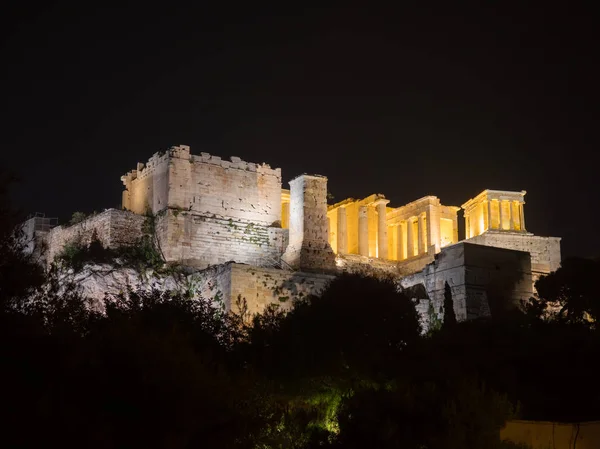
[167,146,282,226]
[282,174,336,271]
[124,145,282,225]
[124,153,170,215]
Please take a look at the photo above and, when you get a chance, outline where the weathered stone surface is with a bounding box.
[23,146,563,335]
[41,209,146,266]
[401,242,533,323]
[282,174,336,272]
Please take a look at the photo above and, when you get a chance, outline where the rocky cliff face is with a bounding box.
[49,263,201,313]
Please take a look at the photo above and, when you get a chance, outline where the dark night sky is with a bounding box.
[1,3,597,259]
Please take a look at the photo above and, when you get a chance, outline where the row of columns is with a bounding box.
[336,202,433,260]
[354,200,390,258]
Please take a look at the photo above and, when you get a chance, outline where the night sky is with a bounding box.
[1,4,597,259]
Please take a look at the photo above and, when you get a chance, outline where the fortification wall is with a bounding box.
[465,231,561,278]
[157,209,288,268]
[123,152,170,214]
[45,209,145,265]
[122,146,283,226]
[167,146,282,226]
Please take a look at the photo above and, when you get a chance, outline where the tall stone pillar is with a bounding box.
[374,199,389,259]
[486,200,492,230]
[281,201,290,228]
[396,223,405,261]
[426,205,441,254]
[452,216,459,243]
[358,206,369,256]
[509,201,515,230]
[520,203,526,231]
[465,214,470,239]
[281,174,336,271]
[337,206,348,254]
[417,214,425,255]
[499,200,504,230]
[407,218,415,257]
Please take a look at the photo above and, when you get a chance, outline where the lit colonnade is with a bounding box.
[462,190,527,238]
[324,194,460,261]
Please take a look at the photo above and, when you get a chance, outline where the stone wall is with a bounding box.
[186,262,234,312]
[157,209,288,268]
[229,264,335,316]
[122,152,170,214]
[401,242,533,324]
[44,209,145,265]
[168,146,282,226]
[500,420,600,449]
[187,262,335,318]
[123,145,283,226]
[465,230,561,281]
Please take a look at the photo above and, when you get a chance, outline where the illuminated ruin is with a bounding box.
[24,145,561,327]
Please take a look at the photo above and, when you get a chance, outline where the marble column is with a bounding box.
[281,202,290,228]
[425,208,432,253]
[487,200,492,230]
[375,200,389,259]
[452,216,459,243]
[358,206,369,256]
[520,203,526,231]
[499,200,504,230]
[396,223,405,260]
[337,206,348,254]
[465,214,470,239]
[407,218,415,257]
[509,201,515,230]
[417,214,425,255]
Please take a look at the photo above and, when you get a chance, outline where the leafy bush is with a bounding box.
[57,234,165,273]
[69,211,88,226]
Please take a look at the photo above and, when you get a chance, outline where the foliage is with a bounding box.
[0,173,45,311]
[56,212,166,273]
[335,378,518,449]
[1,180,597,449]
[533,257,600,325]
[69,211,88,225]
[443,281,457,328]
[427,301,443,334]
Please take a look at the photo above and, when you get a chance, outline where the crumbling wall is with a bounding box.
[157,209,288,268]
[44,209,145,265]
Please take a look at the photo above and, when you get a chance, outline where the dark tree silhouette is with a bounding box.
[443,281,457,328]
[534,257,600,324]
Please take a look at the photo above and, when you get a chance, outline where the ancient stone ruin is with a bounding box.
[23,145,561,328]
